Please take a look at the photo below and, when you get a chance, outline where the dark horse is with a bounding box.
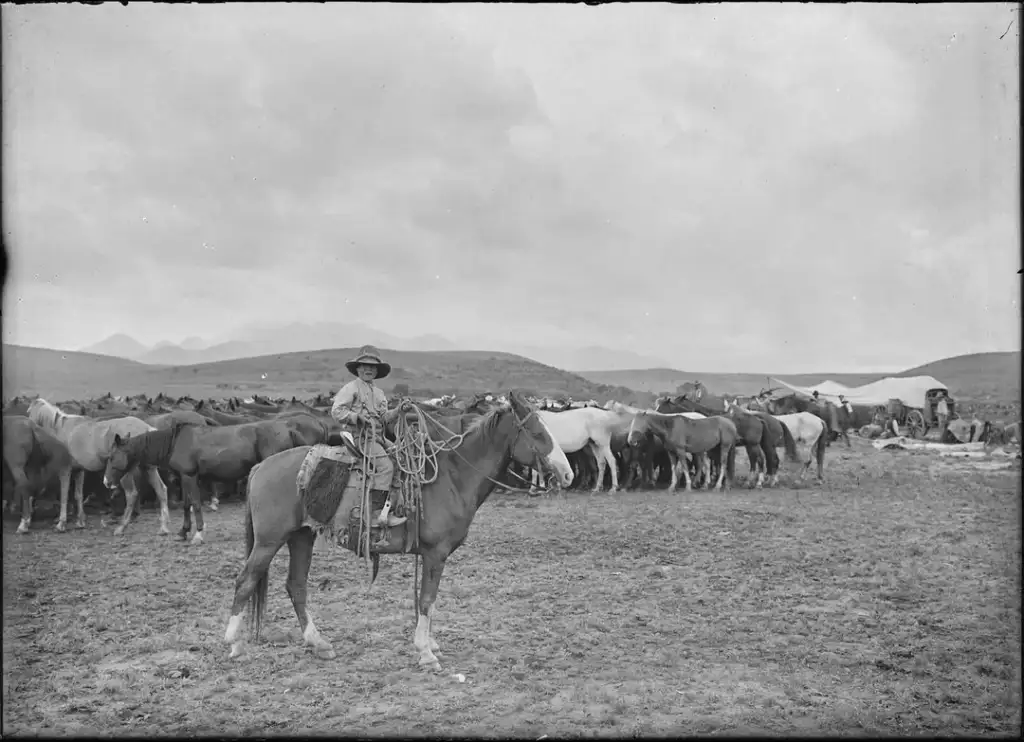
[723,399,801,485]
[627,410,738,491]
[222,391,574,670]
[655,396,773,488]
[767,395,864,447]
[3,416,73,534]
[103,419,307,544]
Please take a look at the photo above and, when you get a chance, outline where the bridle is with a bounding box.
[410,402,555,491]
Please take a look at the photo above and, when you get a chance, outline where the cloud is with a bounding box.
[2,3,1018,372]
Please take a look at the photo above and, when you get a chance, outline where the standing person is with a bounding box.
[935,392,950,435]
[330,345,410,548]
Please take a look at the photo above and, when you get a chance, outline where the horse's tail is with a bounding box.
[243,472,257,561]
[828,404,842,443]
[725,440,737,483]
[780,421,800,463]
[814,419,828,470]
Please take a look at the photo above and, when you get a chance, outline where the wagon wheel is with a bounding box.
[906,409,925,439]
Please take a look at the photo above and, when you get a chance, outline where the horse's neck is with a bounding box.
[132,428,175,465]
[52,409,84,430]
[431,415,515,511]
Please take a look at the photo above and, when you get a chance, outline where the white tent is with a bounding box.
[809,380,851,396]
[771,375,949,409]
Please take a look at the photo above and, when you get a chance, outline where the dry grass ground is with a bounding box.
[3,439,1021,737]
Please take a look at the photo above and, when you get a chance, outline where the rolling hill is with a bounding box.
[1,345,647,404]
[4,343,1017,415]
[577,369,886,396]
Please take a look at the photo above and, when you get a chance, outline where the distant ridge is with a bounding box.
[3,344,1016,411]
[70,322,674,372]
[1,344,646,403]
[576,351,1021,401]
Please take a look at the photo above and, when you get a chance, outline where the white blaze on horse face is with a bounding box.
[536,416,573,487]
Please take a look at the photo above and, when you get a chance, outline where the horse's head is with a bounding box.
[104,432,135,489]
[506,391,573,487]
[655,396,687,415]
[627,410,662,447]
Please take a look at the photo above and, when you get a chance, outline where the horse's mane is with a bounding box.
[121,421,188,463]
[461,405,507,438]
[27,398,68,429]
[415,403,506,444]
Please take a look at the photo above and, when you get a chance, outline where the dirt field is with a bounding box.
[3,439,1021,737]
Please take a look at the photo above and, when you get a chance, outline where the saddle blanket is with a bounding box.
[296,439,358,495]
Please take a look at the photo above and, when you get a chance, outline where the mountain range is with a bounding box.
[79,322,672,371]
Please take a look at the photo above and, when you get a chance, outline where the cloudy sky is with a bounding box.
[2,3,1019,373]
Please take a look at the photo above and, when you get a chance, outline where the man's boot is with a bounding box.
[371,490,407,548]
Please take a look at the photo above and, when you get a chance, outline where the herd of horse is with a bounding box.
[2,384,864,668]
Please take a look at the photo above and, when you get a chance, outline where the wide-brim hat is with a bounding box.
[345,345,391,379]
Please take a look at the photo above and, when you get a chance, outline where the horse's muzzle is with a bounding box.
[102,476,118,490]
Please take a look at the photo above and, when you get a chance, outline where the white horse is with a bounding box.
[773,411,828,482]
[530,407,635,492]
[27,398,172,535]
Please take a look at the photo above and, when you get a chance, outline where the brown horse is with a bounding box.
[767,395,863,447]
[104,419,306,544]
[3,416,73,534]
[655,396,766,488]
[193,401,260,426]
[604,401,668,490]
[222,391,573,670]
[627,410,738,491]
[723,399,801,486]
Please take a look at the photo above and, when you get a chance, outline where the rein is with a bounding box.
[387,402,548,623]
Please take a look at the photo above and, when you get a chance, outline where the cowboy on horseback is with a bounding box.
[330,345,410,546]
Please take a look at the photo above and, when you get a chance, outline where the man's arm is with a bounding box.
[331,383,360,426]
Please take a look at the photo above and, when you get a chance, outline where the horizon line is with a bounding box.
[3,341,1018,379]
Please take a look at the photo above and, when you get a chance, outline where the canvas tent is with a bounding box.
[771,375,949,409]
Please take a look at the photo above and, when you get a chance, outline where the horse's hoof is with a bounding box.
[228,645,246,660]
[419,657,442,673]
[75,521,86,530]
[191,532,204,546]
[315,646,336,660]
[113,527,126,537]
[16,526,30,535]
[54,522,67,533]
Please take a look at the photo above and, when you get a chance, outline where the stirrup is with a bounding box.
[375,497,407,528]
